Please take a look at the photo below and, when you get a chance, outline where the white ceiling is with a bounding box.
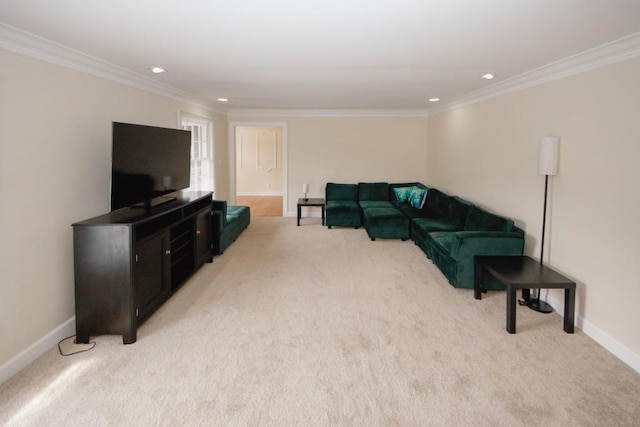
[1,0,640,113]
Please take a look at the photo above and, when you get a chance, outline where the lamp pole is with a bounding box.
[540,174,549,266]
[526,137,558,314]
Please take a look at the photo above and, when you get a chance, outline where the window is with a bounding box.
[180,112,214,192]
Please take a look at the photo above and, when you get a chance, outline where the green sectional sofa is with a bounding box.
[211,200,250,254]
[325,182,524,289]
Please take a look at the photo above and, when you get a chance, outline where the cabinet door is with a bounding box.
[135,232,169,320]
[195,209,213,265]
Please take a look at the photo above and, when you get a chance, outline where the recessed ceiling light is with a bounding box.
[150,67,166,74]
[429,98,440,102]
[481,73,495,80]
[217,98,229,102]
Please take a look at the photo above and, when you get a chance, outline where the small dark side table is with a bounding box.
[475,256,576,334]
[297,198,325,226]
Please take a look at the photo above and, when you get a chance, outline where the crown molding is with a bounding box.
[3,22,639,119]
[0,22,219,112]
[427,32,640,116]
[227,108,429,118]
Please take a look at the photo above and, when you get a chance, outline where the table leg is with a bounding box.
[297,205,301,226]
[506,285,517,333]
[474,262,483,300]
[322,206,325,225]
[564,287,575,333]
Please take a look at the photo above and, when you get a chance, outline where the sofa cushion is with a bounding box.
[464,206,514,232]
[326,200,359,214]
[363,207,410,240]
[359,200,394,209]
[428,232,454,252]
[227,205,247,217]
[326,183,358,201]
[411,218,461,242]
[392,186,413,203]
[358,182,389,201]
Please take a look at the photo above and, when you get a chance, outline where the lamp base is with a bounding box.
[526,299,554,314]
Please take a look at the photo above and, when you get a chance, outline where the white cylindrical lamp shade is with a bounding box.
[538,136,559,176]
[302,183,309,194]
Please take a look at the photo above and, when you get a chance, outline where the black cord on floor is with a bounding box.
[58,335,96,356]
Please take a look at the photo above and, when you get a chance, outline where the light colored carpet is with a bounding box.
[1,217,639,426]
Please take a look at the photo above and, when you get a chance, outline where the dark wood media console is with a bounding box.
[72,191,214,344]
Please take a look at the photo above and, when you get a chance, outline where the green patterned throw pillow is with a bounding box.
[393,186,413,203]
[408,186,427,209]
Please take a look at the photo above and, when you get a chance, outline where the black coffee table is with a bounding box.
[475,255,576,334]
[297,198,325,226]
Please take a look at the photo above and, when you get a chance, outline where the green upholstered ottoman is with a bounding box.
[362,207,410,241]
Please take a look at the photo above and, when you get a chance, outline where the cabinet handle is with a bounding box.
[165,250,171,255]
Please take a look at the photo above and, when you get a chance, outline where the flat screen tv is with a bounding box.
[110,122,191,211]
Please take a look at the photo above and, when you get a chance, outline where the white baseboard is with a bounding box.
[0,316,75,385]
[236,191,282,197]
[546,293,640,374]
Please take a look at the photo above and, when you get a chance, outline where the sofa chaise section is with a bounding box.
[362,207,410,240]
[212,200,250,254]
[358,182,409,240]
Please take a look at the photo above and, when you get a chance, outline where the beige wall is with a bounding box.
[0,49,226,367]
[230,116,429,214]
[235,126,283,196]
[427,57,640,362]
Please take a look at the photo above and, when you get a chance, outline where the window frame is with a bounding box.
[179,111,215,193]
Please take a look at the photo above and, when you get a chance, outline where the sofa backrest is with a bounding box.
[425,188,451,217]
[464,206,514,232]
[448,196,473,227]
[212,199,228,225]
[326,183,358,201]
[358,182,389,201]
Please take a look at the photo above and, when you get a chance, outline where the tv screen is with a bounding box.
[110,122,191,210]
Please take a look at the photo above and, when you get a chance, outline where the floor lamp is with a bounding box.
[527,136,559,313]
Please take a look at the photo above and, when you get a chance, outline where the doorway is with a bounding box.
[228,122,287,217]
